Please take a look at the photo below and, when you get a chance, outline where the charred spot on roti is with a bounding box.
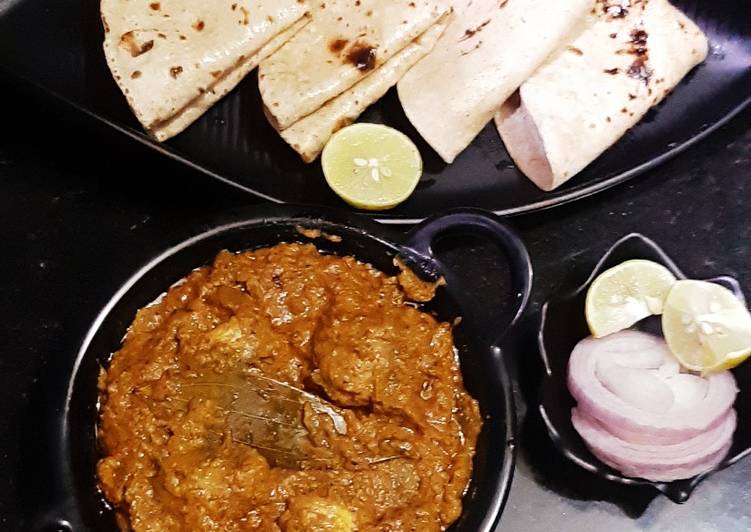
[499,0,509,7]
[459,19,491,42]
[211,70,223,78]
[355,0,360,5]
[625,27,652,84]
[170,66,184,78]
[158,32,166,39]
[239,6,250,25]
[603,67,619,74]
[119,32,155,58]
[628,93,636,99]
[606,5,627,18]
[193,20,205,31]
[597,0,631,20]
[329,38,349,53]
[567,46,584,55]
[366,9,373,16]
[149,2,160,10]
[345,43,377,72]
[130,70,142,79]
[627,58,652,84]
[629,28,648,49]
[231,3,237,9]
[101,15,110,33]
[460,40,483,56]
[179,34,187,40]
[609,32,617,38]
[335,117,353,130]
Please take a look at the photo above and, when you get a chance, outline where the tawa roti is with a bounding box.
[397,0,592,163]
[259,0,450,130]
[495,0,708,191]
[102,0,310,141]
[278,13,450,162]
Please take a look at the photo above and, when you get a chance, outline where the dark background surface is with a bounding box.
[0,76,750,530]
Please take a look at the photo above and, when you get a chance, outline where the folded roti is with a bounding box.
[259,0,450,131]
[148,18,308,141]
[102,0,310,141]
[495,0,708,191]
[397,0,592,163]
[278,14,450,163]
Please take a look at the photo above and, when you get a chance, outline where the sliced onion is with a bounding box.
[568,330,737,445]
[572,407,735,482]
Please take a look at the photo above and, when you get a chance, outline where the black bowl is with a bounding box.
[538,233,751,503]
[32,205,532,531]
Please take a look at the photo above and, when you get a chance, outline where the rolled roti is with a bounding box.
[259,0,450,131]
[102,0,310,141]
[278,13,450,162]
[496,0,708,191]
[397,0,592,164]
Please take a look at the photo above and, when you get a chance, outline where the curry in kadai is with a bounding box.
[97,242,481,531]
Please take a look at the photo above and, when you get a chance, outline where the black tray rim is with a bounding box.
[2,61,748,225]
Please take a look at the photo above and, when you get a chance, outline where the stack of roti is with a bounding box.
[101,0,711,197]
[259,0,451,162]
[101,0,310,141]
[495,0,708,191]
[397,0,593,164]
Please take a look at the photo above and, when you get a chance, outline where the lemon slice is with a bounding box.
[585,259,677,337]
[321,123,422,210]
[662,279,751,373]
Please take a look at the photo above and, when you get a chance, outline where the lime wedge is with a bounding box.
[662,279,751,373]
[321,123,422,210]
[585,259,677,337]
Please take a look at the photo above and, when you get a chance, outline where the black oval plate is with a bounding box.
[0,0,747,221]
